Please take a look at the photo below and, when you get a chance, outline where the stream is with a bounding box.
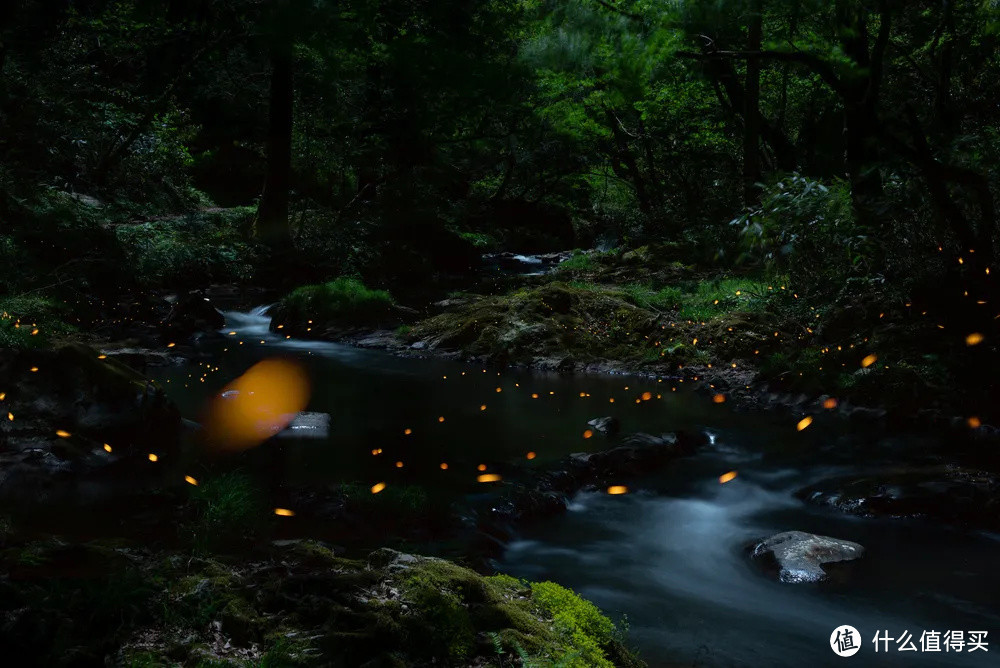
[149,307,1000,667]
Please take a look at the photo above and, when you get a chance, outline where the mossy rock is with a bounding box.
[406,281,663,367]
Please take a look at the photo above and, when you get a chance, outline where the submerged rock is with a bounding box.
[751,531,865,583]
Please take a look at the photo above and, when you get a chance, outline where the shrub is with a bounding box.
[278,278,394,325]
[733,175,873,296]
[115,208,258,289]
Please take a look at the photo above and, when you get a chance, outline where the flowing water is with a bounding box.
[150,307,1000,667]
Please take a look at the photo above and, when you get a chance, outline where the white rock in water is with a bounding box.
[752,530,864,583]
[275,412,331,440]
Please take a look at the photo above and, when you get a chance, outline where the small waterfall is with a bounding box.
[220,305,274,337]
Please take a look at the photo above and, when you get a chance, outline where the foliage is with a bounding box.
[733,176,871,296]
[115,208,258,289]
[529,580,620,668]
[0,295,75,349]
[277,278,394,325]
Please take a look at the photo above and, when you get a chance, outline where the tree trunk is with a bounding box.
[255,33,294,249]
[605,107,653,215]
[743,0,763,205]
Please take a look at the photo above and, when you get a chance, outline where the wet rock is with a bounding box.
[798,466,1000,530]
[489,485,568,526]
[587,416,621,435]
[274,412,330,440]
[161,292,225,339]
[568,431,701,483]
[751,531,865,583]
[0,344,180,503]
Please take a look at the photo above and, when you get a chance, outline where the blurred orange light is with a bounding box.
[204,358,310,450]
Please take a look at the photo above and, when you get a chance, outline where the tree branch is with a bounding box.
[678,48,846,96]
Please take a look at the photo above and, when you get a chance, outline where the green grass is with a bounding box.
[557,250,598,271]
[186,472,268,551]
[612,278,777,321]
[279,277,393,324]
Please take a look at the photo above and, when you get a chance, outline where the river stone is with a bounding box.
[587,416,621,435]
[275,412,330,440]
[751,531,864,583]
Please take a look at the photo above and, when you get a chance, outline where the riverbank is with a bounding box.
[267,246,1000,449]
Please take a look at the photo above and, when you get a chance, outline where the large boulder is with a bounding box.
[751,531,865,583]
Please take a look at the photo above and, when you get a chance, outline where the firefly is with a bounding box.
[606,485,628,495]
[371,482,386,494]
[477,473,502,483]
[184,476,198,486]
[796,417,813,431]
[274,508,295,516]
[719,471,737,484]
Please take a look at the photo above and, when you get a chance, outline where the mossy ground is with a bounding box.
[0,526,643,667]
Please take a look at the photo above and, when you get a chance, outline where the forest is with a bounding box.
[1,0,999,666]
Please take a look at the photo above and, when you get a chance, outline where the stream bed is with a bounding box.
[149,307,1000,667]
